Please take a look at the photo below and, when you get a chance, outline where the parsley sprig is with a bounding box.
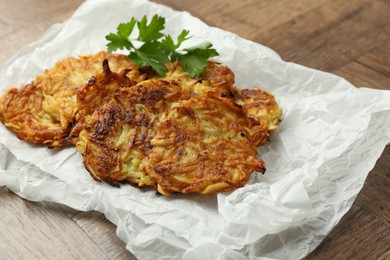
[105,15,219,77]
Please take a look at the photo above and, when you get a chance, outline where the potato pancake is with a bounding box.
[68,59,145,144]
[165,60,235,97]
[0,51,138,147]
[145,95,265,195]
[77,79,192,186]
[165,61,282,148]
[235,87,282,146]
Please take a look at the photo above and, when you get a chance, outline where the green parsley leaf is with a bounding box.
[106,33,132,52]
[160,35,176,54]
[118,19,136,38]
[137,15,165,42]
[105,19,136,52]
[179,41,219,77]
[129,41,170,76]
[176,29,191,49]
[105,15,219,77]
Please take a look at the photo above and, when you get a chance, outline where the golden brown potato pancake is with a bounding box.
[235,87,282,146]
[0,51,138,147]
[145,95,265,195]
[77,79,192,187]
[165,61,282,147]
[165,60,235,98]
[68,59,145,144]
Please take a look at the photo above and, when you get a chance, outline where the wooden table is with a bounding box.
[0,0,389,259]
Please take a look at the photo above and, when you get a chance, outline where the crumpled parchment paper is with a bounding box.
[1,0,389,259]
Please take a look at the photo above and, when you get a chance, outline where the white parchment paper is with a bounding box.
[1,0,389,259]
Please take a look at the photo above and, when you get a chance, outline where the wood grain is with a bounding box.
[308,205,390,259]
[0,0,82,65]
[261,0,390,71]
[0,0,389,259]
[0,187,109,259]
[74,212,136,260]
